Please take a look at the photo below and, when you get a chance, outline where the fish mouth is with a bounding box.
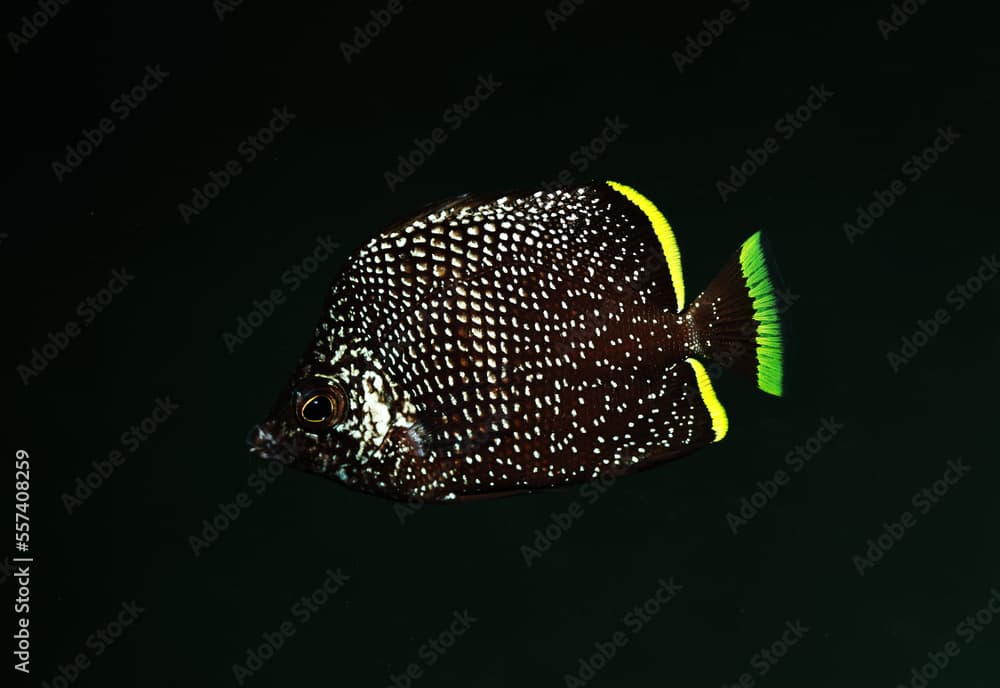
[246,424,296,465]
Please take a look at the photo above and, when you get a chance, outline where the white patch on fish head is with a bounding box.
[360,370,392,450]
[317,347,418,469]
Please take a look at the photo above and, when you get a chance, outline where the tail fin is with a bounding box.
[682,231,785,396]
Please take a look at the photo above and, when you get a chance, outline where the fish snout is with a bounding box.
[246,424,270,450]
[246,423,283,460]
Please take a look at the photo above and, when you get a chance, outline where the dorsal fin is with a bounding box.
[605,181,686,312]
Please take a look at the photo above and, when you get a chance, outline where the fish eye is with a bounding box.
[294,382,346,428]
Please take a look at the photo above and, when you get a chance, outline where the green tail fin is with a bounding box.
[682,231,785,397]
[738,232,784,396]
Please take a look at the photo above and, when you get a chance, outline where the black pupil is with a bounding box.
[303,395,333,422]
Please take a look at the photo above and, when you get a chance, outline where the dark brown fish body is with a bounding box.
[249,181,785,502]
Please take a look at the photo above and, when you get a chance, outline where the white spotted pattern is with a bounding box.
[301,183,720,501]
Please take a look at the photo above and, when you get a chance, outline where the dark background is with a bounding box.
[5,1,999,686]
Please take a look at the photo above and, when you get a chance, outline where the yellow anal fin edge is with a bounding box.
[685,358,728,442]
[606,180,685,310]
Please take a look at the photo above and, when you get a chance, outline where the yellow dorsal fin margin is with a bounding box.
[606,181,685,310]
[685,358,729,442]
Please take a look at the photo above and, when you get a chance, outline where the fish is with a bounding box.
[247,181,785,502]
